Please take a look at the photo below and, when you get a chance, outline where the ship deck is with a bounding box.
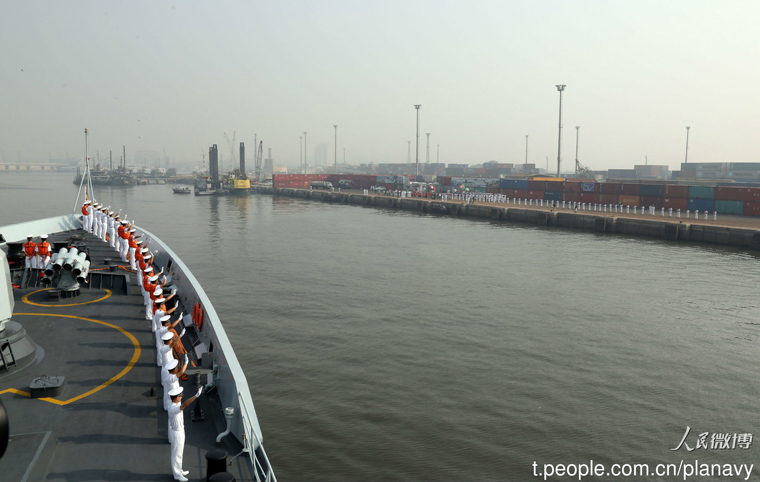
[0,231,252,482]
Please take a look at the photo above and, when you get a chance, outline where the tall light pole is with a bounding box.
[334,125,338,174]
[685,126,691,164]
[414,104,421,177]
[525,135,529,165]
[407,141,411,164]
[299,136,303,173]
[303,132,307,169]
[575,126,580,175]
[555,84,566,177]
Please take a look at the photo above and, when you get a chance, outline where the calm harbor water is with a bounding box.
[3,171,760,481]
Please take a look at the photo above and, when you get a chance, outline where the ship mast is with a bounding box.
[73,128,94,215]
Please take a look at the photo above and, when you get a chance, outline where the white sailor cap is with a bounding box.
[155,297,166,304]
[166,359,179,370]
[121,220,128,224]
[144,254,153,259]
[136,240,143,245]
[109,212,114,216]
[27,234,33,238]
[162,332,174,341]
[93,203,100,207]
[40,234,48,239]
[160,315,171,322]
[140,248,149,253]
[168,386,183,397]
[129,228,136,233]
[148,275,159,281]
[144,266,154,272]
[153,288,162,295]
[85,200,92,204]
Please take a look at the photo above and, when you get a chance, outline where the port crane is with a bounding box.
[224,131,237,171]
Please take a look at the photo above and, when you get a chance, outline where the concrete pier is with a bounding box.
[253,187,760,251]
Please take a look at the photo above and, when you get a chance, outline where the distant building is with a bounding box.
[314,144,328,166]
[676,162,760,182]
[607,165,670,180]
[263,158,274,177]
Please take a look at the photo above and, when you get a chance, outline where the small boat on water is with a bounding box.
[172,186,191,194]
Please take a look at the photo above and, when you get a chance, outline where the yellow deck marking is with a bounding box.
[22,289,112,307]
[0,388,31,397]
[0,313,141,406]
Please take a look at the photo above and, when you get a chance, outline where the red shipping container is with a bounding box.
[715,186,745,201]
[600,183,622,194]
[439,176,452,186]
[620,184,641,195]
[640,196,663,208]
[563,192,580,202]
[563,181,582,192]
[527,190,544,200]
[546,181,564,191]
[500,189,514,197]
[599,194,619,204]
[514,189,530,199]
[663,197,689,211]
[487,187,499,194]
[744,202,760,216]
[744,188,760,200]
[529,180,546,191]
[619,195,641,206]
[664,185,689,198]
[579,193,598,203]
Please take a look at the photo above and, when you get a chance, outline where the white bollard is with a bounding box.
[677,209,681,218]
[582,202,586,210]
[661,207,665,216]
[696,210,699,219]
[562,201,566,208]
[687,210,690,218]
[634,206,637,214]
[540,199,543,206]
[669,208,673,217]
[513,198,516,204]
[705,211,708,220]
[626,205,630,213]
[714,211,717,220]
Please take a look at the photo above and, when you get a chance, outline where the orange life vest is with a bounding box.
[37,242,50,257]
[128,238,138,249]
[81,205,89,216]
[23,242,36,257]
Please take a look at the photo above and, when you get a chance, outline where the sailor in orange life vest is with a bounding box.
[81,200,92,232]
[23,235,37,269]
[116,218,125,254]
[167,385,202,482]
[119,221,131,262]
[128,232,140,269]
[36,235,51,270]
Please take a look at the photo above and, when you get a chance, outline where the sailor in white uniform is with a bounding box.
[162,357,187,411]
[167,386,202,481]
[159,331,175,367]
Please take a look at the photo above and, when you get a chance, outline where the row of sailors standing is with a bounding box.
[23,234,51,269]
[81,199,199,482]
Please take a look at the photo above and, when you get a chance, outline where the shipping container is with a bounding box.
[436,176,452,186]
[563,181,582,192]
[664,185,690,198]
[487,187,500,194]
[639,184,665,197]
[688,198,715,212]
[578,192,598,204]
[744,202,760,216]
[546,181,564,191]
[529,180,547,191]
[581,182,597,192]
[499,179,515,189]
[715,186,745,202]
[715,200,744,215]
[688,186,715,199]
[663,197,689,211]
[544,191,563,201]
[514,180,530,190]
[640,196,663,208]
[500,189,514,197]
[599,194,619,205]
[526,190,544,200]
[619,195,641,206]
[513,189,529,199]
[563,192,580,202]
[730,162,760,171]
[620,184,641,195]
[474,187,486,193]
[600,183,622,194]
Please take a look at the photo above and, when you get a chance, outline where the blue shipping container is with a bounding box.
[688,186,715,199]
[500,179,515,189]
[640,184,664,197]
[582,182,596,192]
[688,198,715,212]
[514,180,530,190]
[544,191,563,201]
[715,200,744,215]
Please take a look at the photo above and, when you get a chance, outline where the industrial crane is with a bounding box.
[223,131,237,172]
[575,158,594,179]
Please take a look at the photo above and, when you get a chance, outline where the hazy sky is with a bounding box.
[1,1,758,171]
